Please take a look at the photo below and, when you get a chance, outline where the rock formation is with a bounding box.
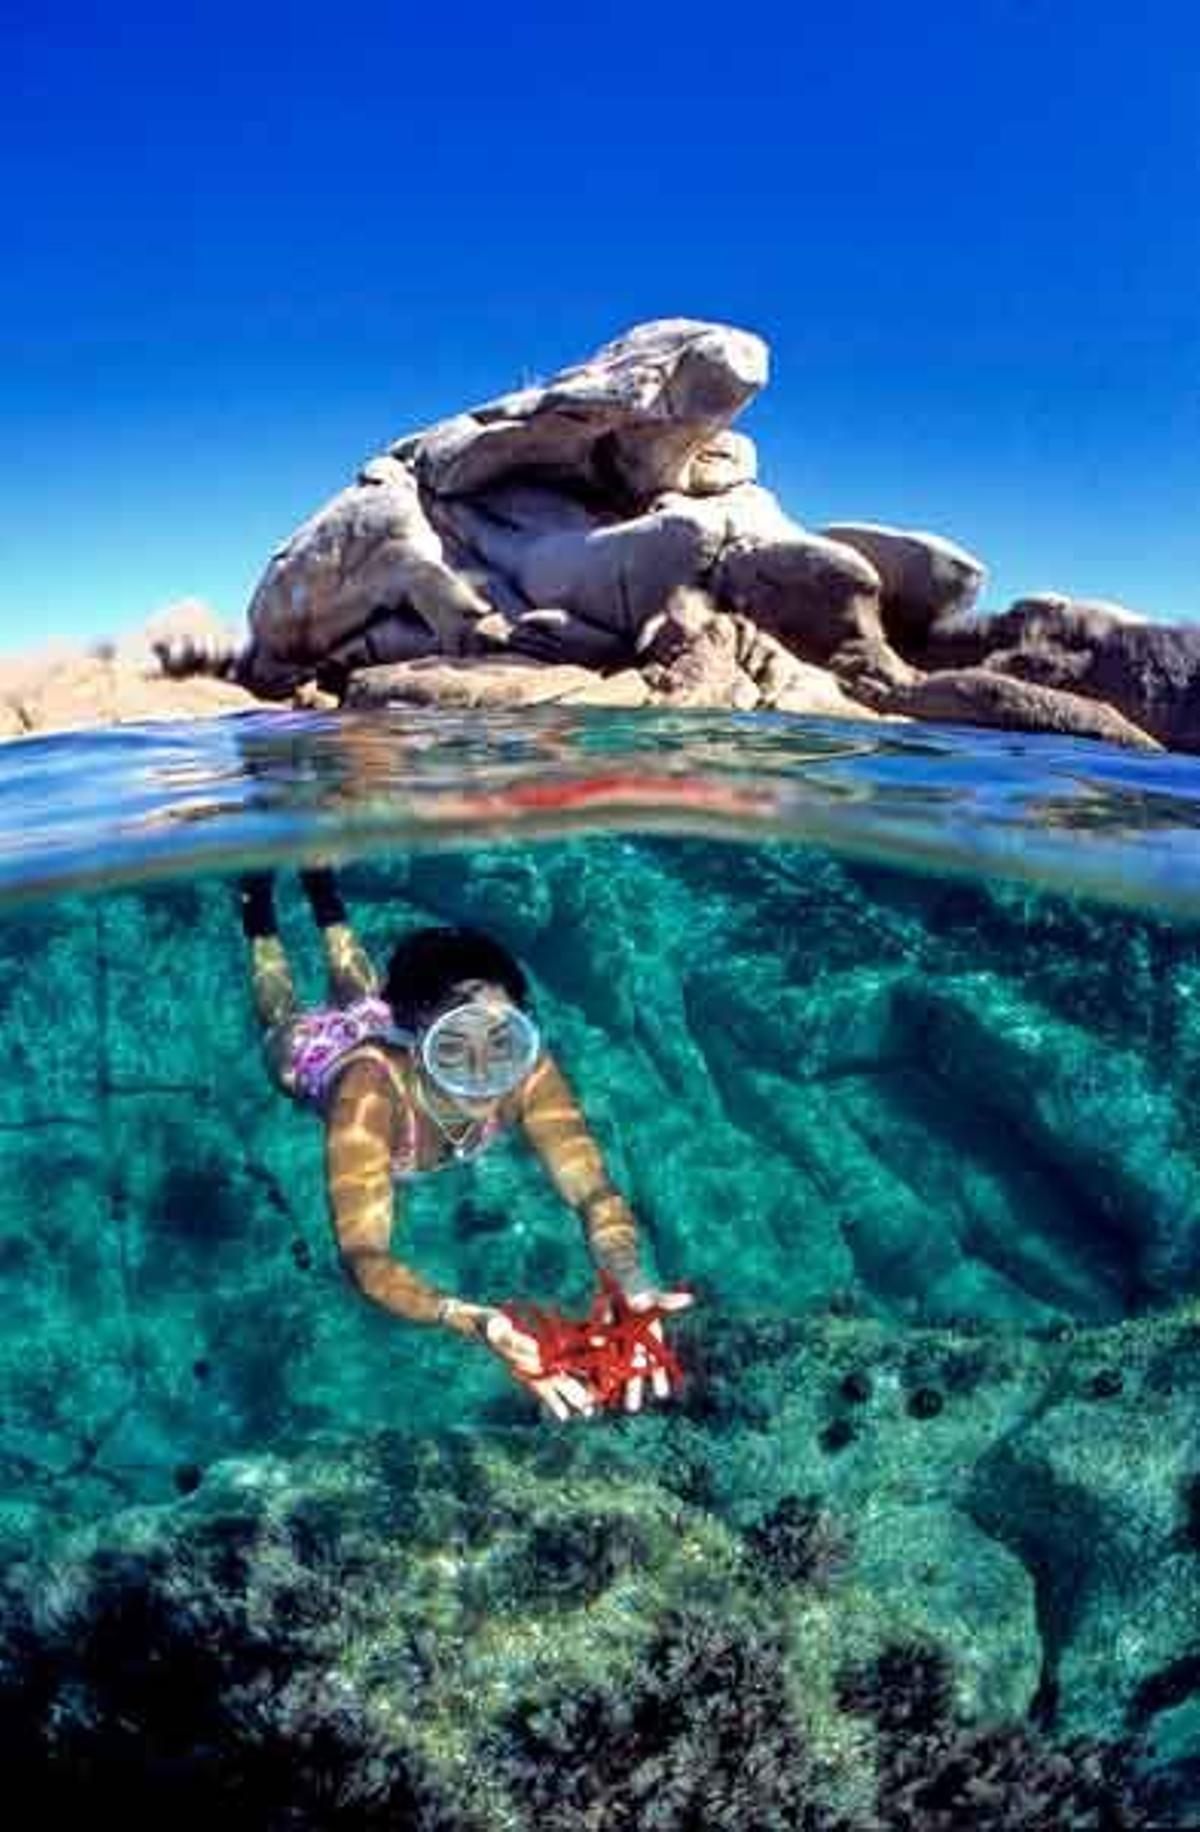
[239,320,931,715]
[921,596,1200,751]
[229,317,1192,751]
[7,321,1197,749]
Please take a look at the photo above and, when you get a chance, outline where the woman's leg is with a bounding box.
[301,867,379,1006]
[240,874,303,1092]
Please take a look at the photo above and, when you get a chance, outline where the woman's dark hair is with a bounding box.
[384,926,529,1033]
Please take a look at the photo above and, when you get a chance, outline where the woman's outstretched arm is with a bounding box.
[325,1058,450,1324]
[520,1052,694,1413]
[325,1058,597,1420]
[518,1053,647,1292]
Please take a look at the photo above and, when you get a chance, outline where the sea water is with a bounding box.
[0,707,1197,1827]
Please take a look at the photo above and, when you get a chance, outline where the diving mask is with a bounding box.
[419,999,541,1101]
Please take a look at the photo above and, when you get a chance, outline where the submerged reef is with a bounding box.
[0,1403,1164,1828]
[1,837,1200,1815]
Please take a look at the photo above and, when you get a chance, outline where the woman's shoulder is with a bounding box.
[329,1042,416,1108]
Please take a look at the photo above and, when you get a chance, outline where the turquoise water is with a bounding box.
[1,708,1199,1826]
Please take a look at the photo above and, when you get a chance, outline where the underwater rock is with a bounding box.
[0,1423,1155,1828]
[743,1492,849,1587]
[839,1501,1042,1722]
[492,1603,829,1831]
[0,1431,745,1825]
[837,1638,1150,1831]
[898,972,1200,1302]
[969,1349,1200,1743]
[6,841,1200,1522]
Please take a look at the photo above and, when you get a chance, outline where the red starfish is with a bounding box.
[499,1271,686,1409]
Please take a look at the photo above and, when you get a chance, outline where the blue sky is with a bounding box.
[3,0,1198,653]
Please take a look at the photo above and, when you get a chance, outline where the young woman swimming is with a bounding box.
[238,867,692,1420]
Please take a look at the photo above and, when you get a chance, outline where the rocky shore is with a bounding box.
[7,319,1199,750]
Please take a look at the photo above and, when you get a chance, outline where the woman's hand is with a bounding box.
[442,1300,597,1423]
[483,1309,599,1421]
[606,1285,695,1414]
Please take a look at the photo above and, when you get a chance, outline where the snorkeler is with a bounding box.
[238,868,692,1421]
